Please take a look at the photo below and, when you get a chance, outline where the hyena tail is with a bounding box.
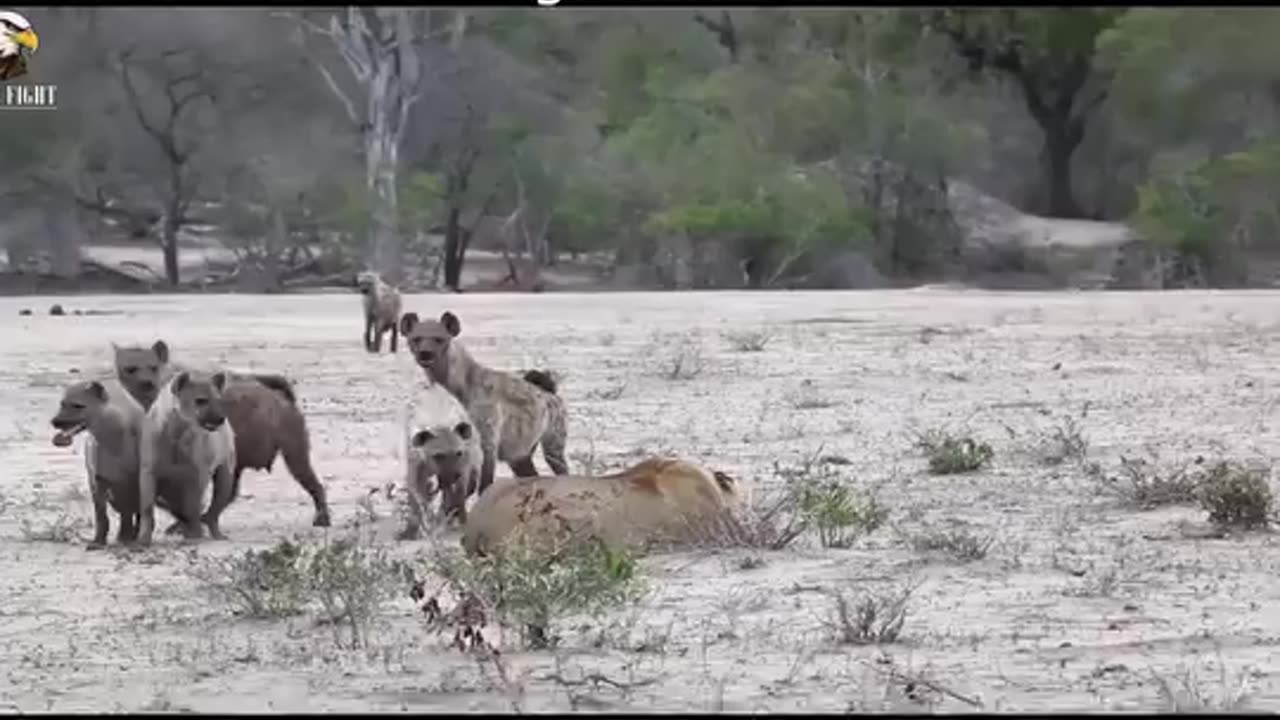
[253,374,298,405]
[522,369,558,395]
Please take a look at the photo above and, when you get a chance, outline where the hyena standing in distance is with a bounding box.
[399,310,570,494]
[356,271,403,353]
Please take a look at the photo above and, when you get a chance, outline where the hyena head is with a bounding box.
[410,421,477,505]
[355,271,380,296]
[400,311,461,374]
[49,380,110,447]
[113,340,170,408]
[170,371,228,431]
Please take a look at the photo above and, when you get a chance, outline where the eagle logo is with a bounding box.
[0,11,37,82]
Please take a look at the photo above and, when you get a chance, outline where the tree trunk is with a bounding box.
[443,205,465,291]
[43,201,81,278]
[366,70,402,284]
[162,211,180,286]
[1041,119,1084,219]
[264,206,286,292]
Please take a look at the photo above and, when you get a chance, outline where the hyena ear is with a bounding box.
[173,371,189,392]
[211,372,227,391]
[152,340,169,364]
[440,311,461,337]
[400,312,420,335]
[454,421,472,440]
[412,429,434,447]
[88,380,107,400]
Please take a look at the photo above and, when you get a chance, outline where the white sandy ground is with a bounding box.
[4,289,1280,712]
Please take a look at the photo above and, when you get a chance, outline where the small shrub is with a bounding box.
[713,452,887,551]
[188,538,310,618]
[712,492,808,550]
[587,383,627,401]
[798,481,888,549]
[1152,663,1255,713]
[827,584,914,645]
[917,430,993,475]
[19,512,83,543]
[722,329,772,353]
[787,382,837,411]
[430,538,645,649]
[188,533,405,649]
[651,332,706,381]
[1092,456,1202,509]
[308,536,405,649]
[1198,462,1273,531]
[1030,415,1089,467]
[907,526,994,563]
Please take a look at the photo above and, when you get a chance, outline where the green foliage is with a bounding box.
[1100,9,1280,132]
[1131,140,1280,285]
[430,539,646,649]
[188,535,405,649]
[929,8,1125,70]
[1198,462,1273,531]
[797,479,888,549]
[917,430,994,475]
[192,539,310,618]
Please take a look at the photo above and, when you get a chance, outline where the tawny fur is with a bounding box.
[398,384,483,540]
[356,271,403,353]
[400,310,570,494]
[137,371,238,546]
[112,340,331,529]
[461,457,748,557]
[49,379,146,548]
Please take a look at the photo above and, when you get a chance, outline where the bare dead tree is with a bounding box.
[497,160,552,290]
[115,46,215,285]
[291,8,424,285]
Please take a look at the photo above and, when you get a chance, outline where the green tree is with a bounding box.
[924,8,1124,218]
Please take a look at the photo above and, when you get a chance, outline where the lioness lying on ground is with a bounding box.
[460,457,749,557]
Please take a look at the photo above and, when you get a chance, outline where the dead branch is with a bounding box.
[538,671,660,692]
[867,660,984,709]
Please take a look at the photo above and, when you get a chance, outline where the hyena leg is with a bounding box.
[540,427,570,476]
[364,316,376,353]
[88,480,110,550]
[388,321,399,354]
[116,510,137,545]
[479,447,497,496]
[397,488,425,541]
[202,463,235,541]
[508,456,538,478]
[279,417,332,527]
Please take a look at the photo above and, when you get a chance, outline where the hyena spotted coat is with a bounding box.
[399,383,484,539]
[137,371,238,545]
[399,310,569,494]
[49,379,147,548]
[356,271,403,353]
[113,340,332,529]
